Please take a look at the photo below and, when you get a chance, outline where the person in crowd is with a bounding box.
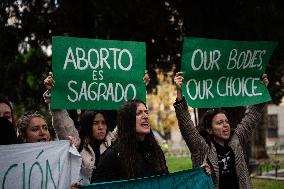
[92,99,168,182]
[0,117,18,145]
[0,97,19,145]
[173,72,269,189]
[0,97,15,125]
[43,71,149,184]
[43,92,115,183]
[17,111,51,143]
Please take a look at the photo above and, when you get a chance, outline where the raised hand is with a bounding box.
[43,72,55,90]
[143,70,150,86]
[174,72,184,101]
[261,73,269,87]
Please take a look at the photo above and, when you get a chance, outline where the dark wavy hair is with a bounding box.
[78,110,110,152]
[117,99,168,178]
[0,97,15,125]
[197,108,232,145]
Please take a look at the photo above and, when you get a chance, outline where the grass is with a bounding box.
[166,157,284,189]
[166,157,192,173]
[251,178,284,189]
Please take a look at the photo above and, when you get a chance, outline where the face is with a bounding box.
[24,117,51,143]
[135,103,150,141]
[209,113,230,145]
[92,113,107,141]
[0,103,12,123]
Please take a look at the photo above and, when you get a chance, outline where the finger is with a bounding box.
[44,77,55,87]
[174,77,184,84]
[175,72,184,77]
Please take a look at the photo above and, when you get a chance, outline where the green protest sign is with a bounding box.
[81,168,213,189]
[51,36,146,110]
[181,37,277,108]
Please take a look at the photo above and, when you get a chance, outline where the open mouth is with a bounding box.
[141,122,149,128]
[37,138,47,142]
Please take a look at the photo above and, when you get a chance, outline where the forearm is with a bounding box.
[236,102,266,144]
[51,109,80,140]
[174,98,206,153]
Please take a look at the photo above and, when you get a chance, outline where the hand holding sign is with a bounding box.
[143,70,150,86]
[181,37,277,108]
[261,74,269,86]
[44,69,150,106]
[174,72,184,101]
[44,72,54,90]
[52,36,146,110]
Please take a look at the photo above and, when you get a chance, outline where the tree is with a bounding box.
[1,0,284,149]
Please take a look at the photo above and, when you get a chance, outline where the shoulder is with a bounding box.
[93,142,122,182]
[100,142,119,160]
[104,131,117,146]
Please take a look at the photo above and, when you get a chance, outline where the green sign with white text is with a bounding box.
[181,37,277,108]
[51,36,146,110]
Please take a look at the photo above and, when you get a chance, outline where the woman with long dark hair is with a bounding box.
[77,110,116,181]
[93,99,168,182]
[46,106,116,184]
[44,71,150,185]
[173,72,269,189]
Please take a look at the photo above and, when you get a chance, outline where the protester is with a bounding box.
[92,99,168,182]
[43,70,150,184]
[17,111,51,143]
[43,93,114,183]
[0,97,20,138]
[173,72,269,189]
[0,117,18,145]
[0,97,15,124]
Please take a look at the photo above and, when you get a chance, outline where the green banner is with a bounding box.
[181,37,277,108]
[51,36,146,110]
[81,168,213,189]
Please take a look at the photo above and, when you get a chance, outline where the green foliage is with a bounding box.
[0,0,284,117]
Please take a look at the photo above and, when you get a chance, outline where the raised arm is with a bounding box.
[234,74,269,146]
[235,103,265,146]
[173,72,208,166]
[43,72,80,148]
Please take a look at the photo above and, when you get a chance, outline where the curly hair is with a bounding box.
[117,99,168,178]
[17,111,47,142]
[78,110,110,152]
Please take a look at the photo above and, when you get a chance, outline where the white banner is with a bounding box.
[0,140,81,189]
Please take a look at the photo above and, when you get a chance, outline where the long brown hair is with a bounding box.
[117,99,168,178]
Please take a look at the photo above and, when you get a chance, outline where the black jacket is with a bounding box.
[92,141,168,182]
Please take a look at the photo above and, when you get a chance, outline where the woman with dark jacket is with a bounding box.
[93,99,168,182]
[173,72,268,189]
